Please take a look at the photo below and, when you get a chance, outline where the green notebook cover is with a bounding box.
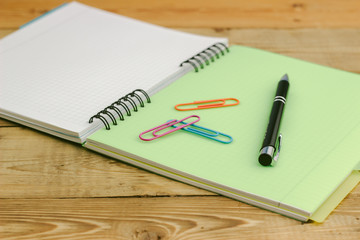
[85,46,360,221]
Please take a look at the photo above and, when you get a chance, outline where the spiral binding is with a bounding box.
[180,42,230,72]
[89,89,151,130]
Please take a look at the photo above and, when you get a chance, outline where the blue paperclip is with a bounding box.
[169,121,233,144]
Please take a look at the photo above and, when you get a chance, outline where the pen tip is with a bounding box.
[281,74,289,81]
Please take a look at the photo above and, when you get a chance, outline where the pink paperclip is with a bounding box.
[139,115,200,141]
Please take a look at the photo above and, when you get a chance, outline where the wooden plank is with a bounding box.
[0,119,18,127]
[2,28,359,73]
[0,193,359,239]
[0,126,212,198]
[0,0,360,29]
[176,28,360,73]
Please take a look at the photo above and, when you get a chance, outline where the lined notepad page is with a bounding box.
[87,46,360,217]
[0,2,226,142]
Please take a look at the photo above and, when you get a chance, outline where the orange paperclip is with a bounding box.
[175,98,239,111]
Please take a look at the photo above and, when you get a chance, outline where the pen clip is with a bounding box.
[273,134,282,162]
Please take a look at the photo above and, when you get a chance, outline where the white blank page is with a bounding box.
[0,2,226,141]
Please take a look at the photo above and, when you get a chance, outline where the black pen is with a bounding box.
[258,74,289,166]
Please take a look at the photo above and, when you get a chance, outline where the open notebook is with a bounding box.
[1,2,359,222]
[0,1,226,143]
[85,46,360,222]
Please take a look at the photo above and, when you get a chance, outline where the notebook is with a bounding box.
[0,1,226,143]
[1,2,359,222]
[85,46,360,222]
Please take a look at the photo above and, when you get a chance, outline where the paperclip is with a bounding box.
[168,121,233,144]
[175,98,239,111]
[139,115,200,141]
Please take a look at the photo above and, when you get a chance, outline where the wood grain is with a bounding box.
[1,0,360,239]
[1,28,359,73]
[0,0,360,28]
[176,28,360,73]
[0,119,18,127]
[1,194,360,240]
[0,126,212,198]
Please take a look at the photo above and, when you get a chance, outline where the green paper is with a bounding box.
[86,46,360,219]
[310,170,360,222]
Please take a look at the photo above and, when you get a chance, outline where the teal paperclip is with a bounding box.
[168,121,233,144]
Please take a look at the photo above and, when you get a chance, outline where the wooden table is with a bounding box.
[1,1,359,239]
